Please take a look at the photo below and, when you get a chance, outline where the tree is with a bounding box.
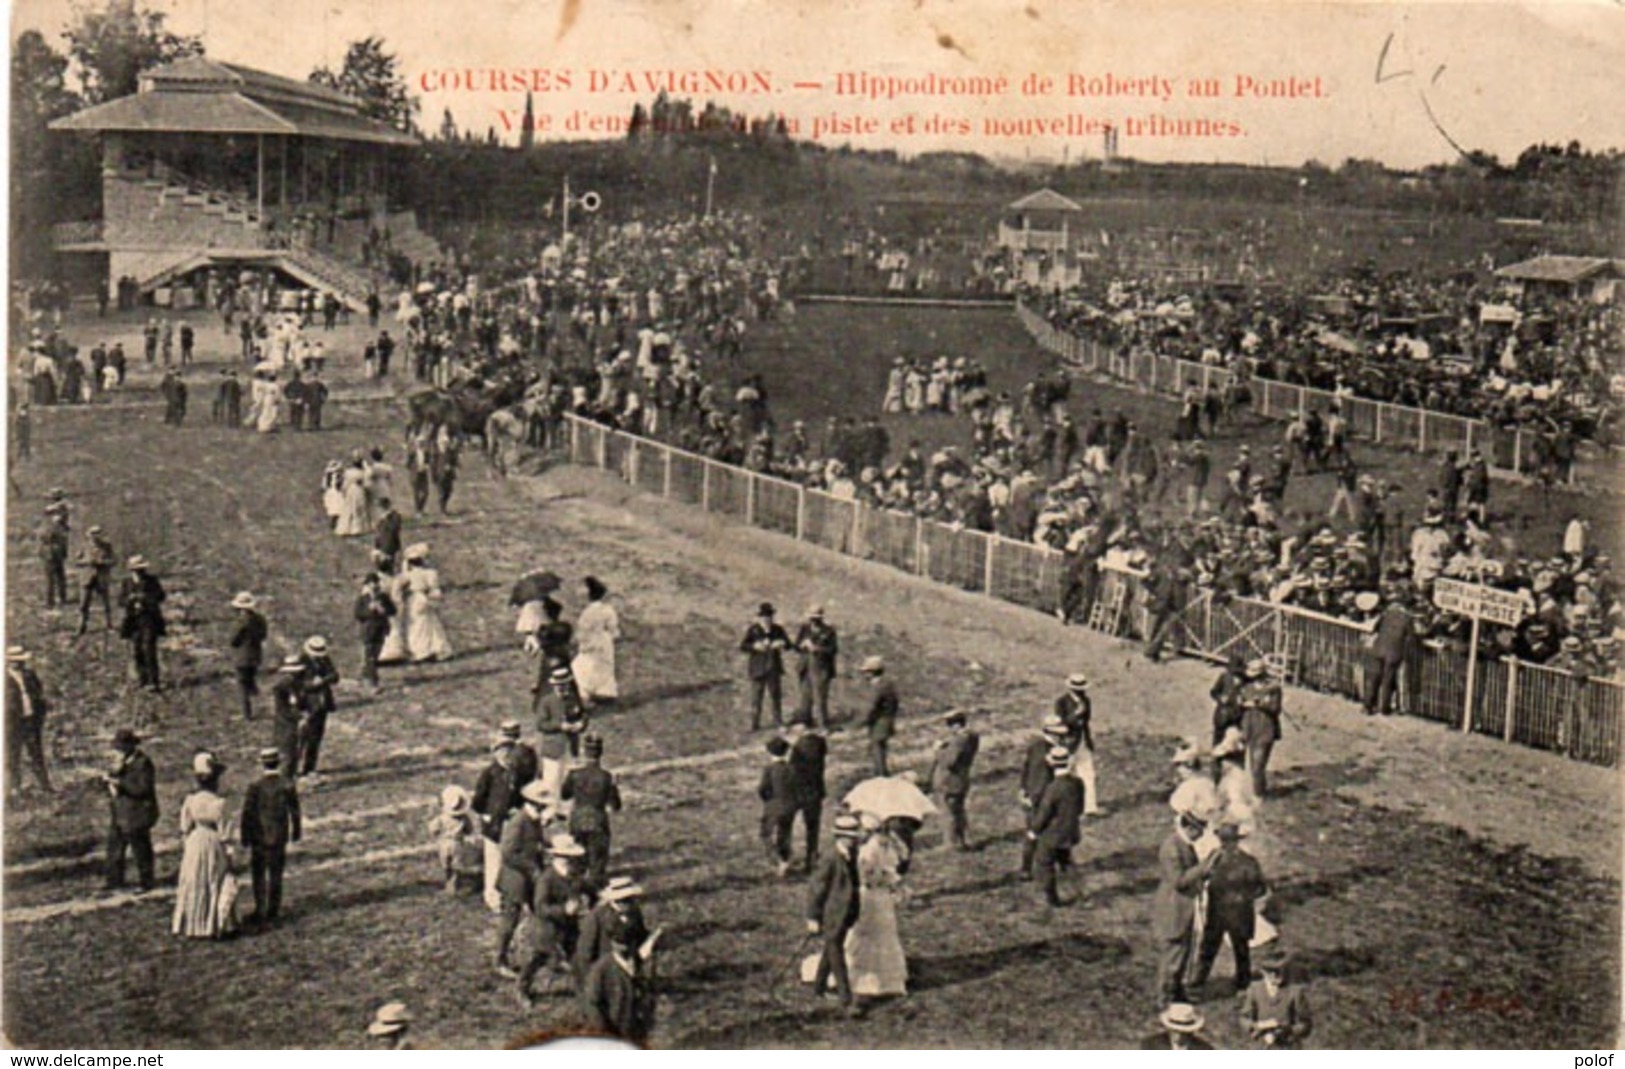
[437,107,458,143]
[310,36,418,132]
[11,29,99,279]
[519,91,535,151]
[63,0,201,103]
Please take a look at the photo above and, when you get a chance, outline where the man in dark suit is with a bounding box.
[1017,715,1068,879]
[1053,673,1102,814]
[265,655,306,779]
[75,526,116,635]
[1363,595,1413,717]
[522,831,589,1001]
[354,572,396,691]
[118,556,166,690]
[240,747,303,924]
[1154,809,1217,1005]
[786,722,827,871]
[500,720,539,790]
[373,499,403,574]
[740,602,790,731]
[928,710,980,850]
[859,656,897,775]
[562,734,622,890]
[5,646,53,796]
[807,813,864,1015]
[1238,659,1283,797]
[229,591,268,721]
[576,876,651,977]
[103,728,157,893]
[757,736,798,877]
[39,503,70,610]
[297,636,340,777]
[474,738,523,913]
[496,781,550,981]
[580,925,657,1043]
[793,605,839,728]
[1191,823,1268,994]
[1028,746,1083,906]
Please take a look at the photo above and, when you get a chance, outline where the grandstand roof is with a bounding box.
[1495,255,1622,284]
[50,57,417,146]
[1007,188,1084,213]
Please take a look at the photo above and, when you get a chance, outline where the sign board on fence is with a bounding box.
[1433,578,1530,627]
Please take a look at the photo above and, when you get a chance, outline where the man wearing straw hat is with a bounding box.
[495,782,551,982]
[240,747,303,926]
[119,556,167,691]
[366,1003,414,1049]
[1154,801,1217,1006]
[1141,1002,1213,1050]
[521,831,590,1002]
[793,604,839,728]
[1028,744,1083,907]
[297,636,340,778]
[1054,673,1103,816]
[38,498,70,611]
[474,736,523,913]
[1017,714,1069,880]
[577,875,652,975]
[1191,822,1268,996]
[806,812,864,1016]
[229,592,268,722]
[5,646,53,796]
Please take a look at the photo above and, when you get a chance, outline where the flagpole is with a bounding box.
[562,175,572,241]
[704,157,715,219]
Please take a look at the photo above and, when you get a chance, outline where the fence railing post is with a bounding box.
[1374,403,1384,445]
[745,472,757,526]
[569,417,580,462]
[701,461,711,512]
[597,427,609,470]
[984,535,997,594]
[914,516,926,576]
[1513,428,1524,476]
[1504,658,1519,743]
[795,485,806,541]
[627,440,639,486]
[1419,412,1428,454]
[662,447,672,498]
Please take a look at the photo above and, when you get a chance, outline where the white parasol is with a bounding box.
[842,776,937,822]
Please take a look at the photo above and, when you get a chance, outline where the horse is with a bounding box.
[483,405,529,478]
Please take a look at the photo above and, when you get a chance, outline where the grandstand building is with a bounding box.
[49,56,438,310]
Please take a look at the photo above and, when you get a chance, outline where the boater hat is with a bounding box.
[367,1003,413,1037]
[303,636,329,656]
[1160,1003,1205,1034]
[1066,673,1090,690]
[231,592,257,610]
[833,813,864,840]
[601,876,645,903]
[1045,745,1073,768]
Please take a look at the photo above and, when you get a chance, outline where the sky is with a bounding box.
[11,0,1625,169]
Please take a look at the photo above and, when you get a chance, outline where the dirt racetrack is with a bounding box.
[3,393,1619,1049]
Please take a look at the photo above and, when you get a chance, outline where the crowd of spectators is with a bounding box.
[1029,266,1622,451]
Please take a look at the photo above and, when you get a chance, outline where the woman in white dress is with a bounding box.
[379,564,412,665]
[255,373,284,434]
[402,544,452,662]
[333,455,372,537]
[321,461,345,530]
[571,576,622,703]
[172,752,238,940]
[845,816,910,997]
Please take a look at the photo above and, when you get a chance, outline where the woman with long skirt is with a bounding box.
[403,544,452,662]
[571,576,622,703]
[172,752,238,940]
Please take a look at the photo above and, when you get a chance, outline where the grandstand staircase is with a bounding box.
[124,161,445,311]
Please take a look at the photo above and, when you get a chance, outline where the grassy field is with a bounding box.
[2,304,1619,1049]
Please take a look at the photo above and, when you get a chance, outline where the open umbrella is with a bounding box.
[842,776,937,822]
[509,570,563,606]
